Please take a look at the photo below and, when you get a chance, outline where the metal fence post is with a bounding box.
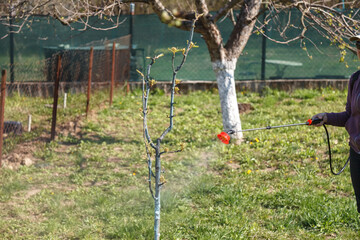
[86,47,94,117]
[0,70,7,167]
[129,3,137,82]
[110,42,116,106]
[9,6,15,84]
[51,55,61,141]
[261,11,267,81]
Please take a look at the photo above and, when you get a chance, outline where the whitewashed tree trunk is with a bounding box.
[212,59,243,141]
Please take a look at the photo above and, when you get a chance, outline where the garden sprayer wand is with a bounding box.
[217,118,350,175]
[217,118,322,143]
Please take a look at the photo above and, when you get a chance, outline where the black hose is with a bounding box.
[323,124,350,175]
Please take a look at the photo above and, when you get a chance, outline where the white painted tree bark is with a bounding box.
[212,59,243,141]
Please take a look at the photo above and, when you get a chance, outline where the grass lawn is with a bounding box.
[0,86,359,239]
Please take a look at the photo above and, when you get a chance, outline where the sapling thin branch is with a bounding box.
[147,155,155,199]
[159,147,183,156]
[159,20,197,142]
[140,61,156,150]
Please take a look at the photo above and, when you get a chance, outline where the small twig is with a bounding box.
[159,149,183,156]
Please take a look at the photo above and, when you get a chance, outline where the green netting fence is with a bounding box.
[0,11,358,83]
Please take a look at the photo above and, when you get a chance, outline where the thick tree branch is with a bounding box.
[195,0,209,17]
[225,0,262,60]
[212,0,244,23]
[193,0,212,30]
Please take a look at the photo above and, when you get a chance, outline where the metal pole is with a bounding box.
[51,55,61,141]
[110,42,116,106]
[228,122,310,134]
[86,47,94,117]
[0,70,7,167]
[130,3,135,48]
[129,3,136,83]
[239,122,307,132]
[261,11,267,81]
[9,5,15,83]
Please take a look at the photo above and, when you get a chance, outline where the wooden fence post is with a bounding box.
[86,47,94,117]
[0,70,7,167]
[51,55,61,141]
[110,42,116,106]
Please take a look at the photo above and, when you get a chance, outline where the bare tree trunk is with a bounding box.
[212,58,243,142]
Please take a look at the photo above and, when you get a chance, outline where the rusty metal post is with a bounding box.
[0,70,7,167]
[110,42,116,106]
[86,47,94,117]
[51,55,61,141]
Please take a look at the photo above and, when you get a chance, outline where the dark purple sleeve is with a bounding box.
[326,111,350,127]
[326,75,353,127]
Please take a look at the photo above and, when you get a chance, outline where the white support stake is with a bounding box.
[64,93,67,109]
[28,114,32,132]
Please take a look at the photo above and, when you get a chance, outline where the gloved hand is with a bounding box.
[311,113,327,126]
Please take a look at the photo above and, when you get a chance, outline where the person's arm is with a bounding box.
[326,106,350,127]
[312,73,354,127]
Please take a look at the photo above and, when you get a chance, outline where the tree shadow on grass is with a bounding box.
[59,133,142,146]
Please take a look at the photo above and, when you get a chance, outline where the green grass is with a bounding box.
[0,86,359,239]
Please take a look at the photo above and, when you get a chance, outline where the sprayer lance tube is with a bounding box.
[227,118,322,135]
[227,123,308,134]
